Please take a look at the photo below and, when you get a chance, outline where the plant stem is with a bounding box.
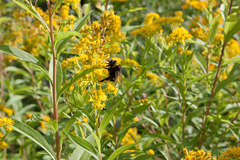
[95,109,102,160]
[212,86,240,153]
[0,52,4,105]
[199,0,233,148]
[46,1,60,159]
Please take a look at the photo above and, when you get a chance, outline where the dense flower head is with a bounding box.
[0,117,14,132]
[89,85,108,110]
[121,127,141,145]
[186,0,218,11]
[60,5,70,19]
[132,11,184,37]
[218,146,240,160]
[181,148,216,160]
[121,127,141,156]
[146,72,163,87]
[166,26,192,46]
[226,39,240,58]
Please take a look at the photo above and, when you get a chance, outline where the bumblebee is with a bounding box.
[100,59,122,82]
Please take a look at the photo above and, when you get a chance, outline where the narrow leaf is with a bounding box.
[57,68,97,100]
[68,133,99,160]
[13,0,49,31]
[56,11,92,54]
[117,7,147,16]
[107,141,141,160]
[13,120,56,160]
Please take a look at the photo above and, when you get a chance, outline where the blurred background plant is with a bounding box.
[0,0,240,159]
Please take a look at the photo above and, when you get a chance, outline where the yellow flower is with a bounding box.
[132,11,183,37]
[133,117,139,122]
[0,141,8,149]
[146,72,163,87]
[4,108,14,116]
[166,26,192,46]
[218,146,240,160]
[147,149,155,155]
[182,148,216,160]
[40,116,50,132]
[0,117,14,132]
[226,39,240,58]
[60,5,70,19]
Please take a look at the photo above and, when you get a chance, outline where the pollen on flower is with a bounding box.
[166,26,192,46]
[218,146,240,160]
[181,148,216,160]
[0,117,14,132]
[60,5,70,19]
[132,11,183,37]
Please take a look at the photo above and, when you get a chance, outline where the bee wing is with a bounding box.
[115,66,122,84]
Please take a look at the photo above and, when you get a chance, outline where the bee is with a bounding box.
[100,59,122,83]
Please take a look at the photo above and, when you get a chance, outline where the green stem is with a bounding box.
[46,1,60,159]
[199,0,233,149]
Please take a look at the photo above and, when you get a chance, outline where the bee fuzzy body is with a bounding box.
[100,59,121,82]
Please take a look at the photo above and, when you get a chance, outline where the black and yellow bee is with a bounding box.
[100,59,122,83]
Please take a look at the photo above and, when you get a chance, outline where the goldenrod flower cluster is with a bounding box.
[0,132,8,149]
[226,39,240,59]
[40,116,50,132]
[0,117,14,149]
[0,117,14,132]
[0,105,14,116]
[62,11,124,109]
[218,146,240,160]
[146,72,163,87]
[181,148,216,160]
[122,127,141,156]
[166,26,192,46]
[121,127,141,145]
[185,0,218,11]
[132,11,184,37]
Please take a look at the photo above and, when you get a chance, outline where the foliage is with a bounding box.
[0,0,240,159]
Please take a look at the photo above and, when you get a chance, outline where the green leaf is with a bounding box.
[209,22,219,43]
[187,16,207,32]
[186,72,213,90]
[222,56,240,67]
[68,133,99,160]
[56,11,92,54]
[13,0,49,31]
[55,31,83,46]
[60,111,82,150]
[49,57,62,93]
[13,120,56,160]
[107,141,141,160]
[52,0,64,15]
[0,44,51,82]
[0,17,9,24]
[224,13,240,43]
[186,38,207,48]
[57,67,97,101]
[70,135,95,160]
[143,133,175,143]
[194,52,207,73]
[99,86,131,138]
[0,44,38,63]
[117,7,147,16]
[120,25,143,32]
